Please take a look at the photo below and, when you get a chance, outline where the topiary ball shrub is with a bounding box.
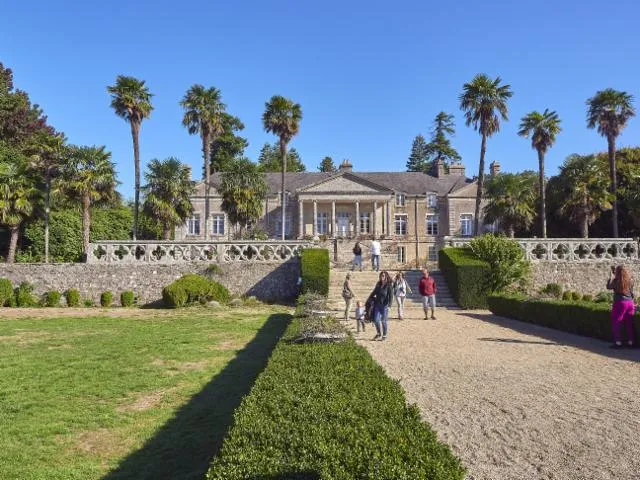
[572,291,582,301]
[582,294,594,302]
[0,278,13,306]
[65,289,80,307]
[562,291,572,301]
[162,274,230,308]
[120,291,136,307]
[44,290,61,307]
[595,291,613,304]
[541,283,563,299]
[84,298,95,307]
[15,282,37,307]
[100,291,113,308]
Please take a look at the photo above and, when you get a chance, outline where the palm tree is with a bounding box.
[586,89,635,237]
[180,85,226,241]
[518,109,562,238]
[459,74,513,235]
[142,157,195,240]
[0,146,37,263]
[107,75,153,240]
[483,172,537,238]
[558,154,612,238]
[61,146,118,260]
[262,95,302,240]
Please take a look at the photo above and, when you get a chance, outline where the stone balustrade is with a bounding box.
[444,237,639,262]
[87,241,312,264]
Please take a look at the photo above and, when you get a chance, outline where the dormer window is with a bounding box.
[426,192,438,208]
[395,193,406,206]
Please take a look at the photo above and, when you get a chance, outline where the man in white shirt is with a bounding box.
[370,238,381,272]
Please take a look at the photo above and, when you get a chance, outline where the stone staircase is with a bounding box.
[327,268,458,319]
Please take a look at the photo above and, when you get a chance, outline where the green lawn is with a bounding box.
[0,307,291,480]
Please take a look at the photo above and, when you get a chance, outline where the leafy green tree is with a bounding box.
[220,158,268,236]
[257,142,306,172]
[181,85,226,240]
[142,157,195,240]
[518,109,562,238]
[483,172,537,238]
[262,95,302,239]
[210,113,248,172]
[606,147,640,235]
[460,74,513,234]
[557,154,612,238]
[469,234,530,293]
[586,88,636,237]
[318,156,336,172]
[60,146,118,259]
[107,75,154,240]
[426,112,461,171]
[406,134,429,172]
[0,144,38,263]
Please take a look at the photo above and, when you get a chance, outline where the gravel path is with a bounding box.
[357,310,640,480]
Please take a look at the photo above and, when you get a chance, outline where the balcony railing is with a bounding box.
[87,241,312,264]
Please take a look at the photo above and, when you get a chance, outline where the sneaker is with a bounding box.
[373,334,381,340]
[381,336,387,341]
[431,316,436,320]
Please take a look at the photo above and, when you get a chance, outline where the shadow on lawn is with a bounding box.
[464,312,640,363]
[103,313,291,480]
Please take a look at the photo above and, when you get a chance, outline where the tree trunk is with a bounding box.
[163,223,171,240]
[474,133,487,236]
[7,225,19,264]
[581,195,589,239]
[81,194,91,262]
[131,121,141,241]
[537,149,547,238]
[203,131,211,241]
[280,138,288,240]
[44,177,51,263]
[608,135,618,238]
[508,226,515,238]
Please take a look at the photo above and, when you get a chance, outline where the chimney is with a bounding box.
[185,165,192,180]
[338,159,353,172]
[490,161,500,176]
[434,158,445,178]
[448,161,465,177]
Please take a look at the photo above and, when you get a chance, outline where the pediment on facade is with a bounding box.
[297,173,392,194]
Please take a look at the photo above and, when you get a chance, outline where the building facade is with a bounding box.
[176,160,493,266]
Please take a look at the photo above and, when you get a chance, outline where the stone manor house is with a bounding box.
[176,159,498,266]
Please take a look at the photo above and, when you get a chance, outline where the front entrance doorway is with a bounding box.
[336,212,349,236]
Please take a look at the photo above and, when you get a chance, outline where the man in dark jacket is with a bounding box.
[372,271,393,340]
[418,268,437,320]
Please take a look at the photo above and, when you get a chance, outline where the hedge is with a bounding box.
[120,291,136,307]
[487,294,640,344]
[0,278,12,306]
[65,289,80,307]
[300,248,330,296]
[207,319,466,480]
[100,291,113,308]
[162,274,230,308]
[43,290,61,307]
[438,247,490,309]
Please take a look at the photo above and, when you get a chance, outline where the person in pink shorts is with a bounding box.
[606,265,636,349]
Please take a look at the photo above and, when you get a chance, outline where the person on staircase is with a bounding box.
[369,237,381,272]
[419,268,437,320]
[352,241,363,271]
[372,271,393,340]
[342,273,354,322]
[393,272,412,320]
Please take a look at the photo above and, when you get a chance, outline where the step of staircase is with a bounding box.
[327,269,458,312]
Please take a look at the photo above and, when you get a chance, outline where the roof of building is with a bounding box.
[195,170,475,197]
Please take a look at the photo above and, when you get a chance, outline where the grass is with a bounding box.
[0,306,291,480]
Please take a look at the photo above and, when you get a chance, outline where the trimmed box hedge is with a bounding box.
[300,248,330,296]
[438,247,490,309]
[487,294,640,344]
[207,318,465,480]
[162,274,230,308]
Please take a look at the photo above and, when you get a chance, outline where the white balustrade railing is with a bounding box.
[443,237,639,262]
[87,241,312,264]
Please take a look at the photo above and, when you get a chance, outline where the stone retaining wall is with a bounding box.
[0,261,300,304]
[529,261,640,295]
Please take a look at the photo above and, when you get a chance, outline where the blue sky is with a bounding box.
[3,0,640,198]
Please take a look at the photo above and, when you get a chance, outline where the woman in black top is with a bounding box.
[352,242,363,271]
[372,271,393,340]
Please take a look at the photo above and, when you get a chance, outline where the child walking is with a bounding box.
[355,300,366,333]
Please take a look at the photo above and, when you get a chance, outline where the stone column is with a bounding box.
[386,202,391,237]
[313,200,318,237]
[331,201,336,238]
[373,201,378,237]
[355,201,360,238]
[298,200,304,238]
